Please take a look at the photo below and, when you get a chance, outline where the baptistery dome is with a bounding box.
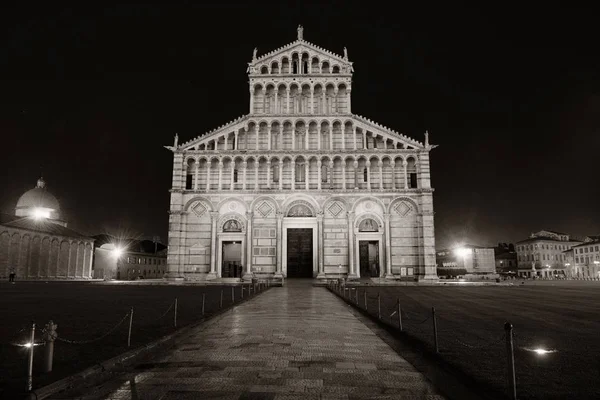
[15,177,63,223]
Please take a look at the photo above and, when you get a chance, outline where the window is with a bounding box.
[272,165,279,183]
[363,168,368,182]
[185,174,193,189]
[233,169,238,183]
[295,163,305,182]
[410,173,418,188]
[322,165,329,183]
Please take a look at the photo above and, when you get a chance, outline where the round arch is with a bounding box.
[351,196,386,214]
[388,197,420,216]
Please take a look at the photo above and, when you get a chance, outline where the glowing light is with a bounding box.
[32,208,50,220]
[523,347,557,355]
[112,247,123,258]
[454,247,471,257]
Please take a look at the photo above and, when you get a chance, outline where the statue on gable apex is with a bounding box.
[297,25,303,40]
[252,47,258,61]
[174,133,179,148]
[343,47,348,60]
[424,130,429,147]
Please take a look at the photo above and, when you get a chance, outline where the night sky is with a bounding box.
[1,3,598,248]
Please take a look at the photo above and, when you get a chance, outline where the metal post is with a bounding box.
[432,307,439,353]
[43,320,58,373]
[26,322,35,392]
[220,289,223,308]
[241,285,244,299]
[364,291,367,311]
[232,286,235,303]
[505,322,517,400]
[397,299,402,331]
[355,288,358,304]
[201,293,205,316]
[377,293,381,319]
[127,307,134,347]
[174,298,178,328]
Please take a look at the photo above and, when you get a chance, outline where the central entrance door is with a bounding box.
[359,240,380,278]
[287,228,313,278]
[221,241,242,278]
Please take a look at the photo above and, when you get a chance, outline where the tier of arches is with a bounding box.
[188,120,416,152]
[184,155,419,192]
[0,230,93,279]
[251,82,349,114]
[255,52,348,75]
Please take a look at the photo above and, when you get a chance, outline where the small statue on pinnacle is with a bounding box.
[343,47,348,60]
[174,133,179,148]
[424,130,429,147]
[297,25,303,40]
[252,47,257,60]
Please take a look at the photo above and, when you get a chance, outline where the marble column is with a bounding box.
[363,130,367,149]
[342,162,346,190]
[286,89,290,113]
[328,161,333,189]
[342,127,346,150]
[254,162,259,189]
[353,127,357,150]
[194,162,199,190]
[243,212,253,281]
[347,212,357,279]
[317,212,325,279]
[366,161,371,190]
[267,161,271,189]
[249,89,254,113]
[329,126,333,150]
[384,213,393,278]
[317,161,322,190]
[255,127,260,150]
[274,212,284,278]
[242,162,247,190]
[354,161,359,189]
[310,88,314,114]
[217,161,223,191]
[234,132,239,150]
[268,124,272,150]
[279,162,283,190]
[347,89,351,113]
[403,160,408,189]
[318,128,322,149]
[391,162,396,190]
[230,162,235,191]
[378,161,383,190]
[305,162,309,190]
[207,211,218,279]
[291,162,296,190]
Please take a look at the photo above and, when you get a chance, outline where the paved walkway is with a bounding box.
[56,280,444,399]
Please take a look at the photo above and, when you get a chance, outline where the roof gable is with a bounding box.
[251,39,351,70]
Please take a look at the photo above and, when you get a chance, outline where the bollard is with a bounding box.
[26,322,35,392]
[432,307,439,353]
[397,299,402,331]
[377,293,381,319]
[127,307,134,347]
[201,293,205,316]
[505,322,517,400]
[232,286,235,303]
[42,320,58,373]
[220,289,223,309]
[355,288,358,304]
[174,298,178,328]
[364,291,367,311]
[241,285,244,299]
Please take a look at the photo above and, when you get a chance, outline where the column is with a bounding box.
[342,127,346,150]
[254,162,259,189]
[403,160,408,189]
[249,89,254,113]
[310,88,314,114]
[378,161,383,190]
[317,212,325,278]
[384,213,392,278]
[329,126,333,150]
[354,161,359,189]
[274,91,278,113]
[347,212,357,278]
[208,211,218,279]
[224,135,228,151]
[363,130,367,149]
[255,127,260,150]
[234,132,239,150]
[206,163,211,192]
[268,123,272,150]
[317,161,322,190]
[194,162,199,190]
[286,89,290,113]
[292,128,296,150]
[230,162,235,191]
[321,91,326,114]
[217,161,223,191]
[279,125,283,149]
[267,161,271,189]
[353,126,357,150]
[245,127,249,149]
[391,161,396,190]
[328,161,333,189]
[366,161,371,190]
[342,162,346,190]
[242,161,247,190]
[305,129,309,150]
[275,212,284,278]
[243,212,253,280]
[305,162,309,190]
[291,161,296,190]
[333,89,338,114]
[214,139,218,153]
[279,162,283,190]
[318,127,322,150]
[347,88,352,113]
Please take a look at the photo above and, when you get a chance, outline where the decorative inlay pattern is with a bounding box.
[228,202,238,211]
[191,202,207,218]
[327,201,344,218]
[286,200,315,217]
[394,201,413,217]
[257,201,274,218]
[365,201,373,210]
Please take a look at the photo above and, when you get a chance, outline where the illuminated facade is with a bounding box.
[166,27,438,282]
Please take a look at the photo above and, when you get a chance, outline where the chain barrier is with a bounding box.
[147,300,175,323]
[445,333,506,349]
[54,311,130,345]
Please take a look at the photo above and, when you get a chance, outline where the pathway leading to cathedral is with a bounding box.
[54,280,445,399]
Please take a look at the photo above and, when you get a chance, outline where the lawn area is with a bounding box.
[340,281,600,400]
[0,281,266,399]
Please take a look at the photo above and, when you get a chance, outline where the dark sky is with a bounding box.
[1,3,598,248]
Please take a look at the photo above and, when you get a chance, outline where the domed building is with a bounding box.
[0,178,95,280]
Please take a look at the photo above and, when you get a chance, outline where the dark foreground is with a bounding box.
[350,282,600,400]
[0,281,259,399]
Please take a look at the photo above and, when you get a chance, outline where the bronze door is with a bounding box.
[287,228,313,278]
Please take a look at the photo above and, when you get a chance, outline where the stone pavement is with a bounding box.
[53,280,445,400]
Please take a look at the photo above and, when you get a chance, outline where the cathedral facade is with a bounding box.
[166,27,437,282]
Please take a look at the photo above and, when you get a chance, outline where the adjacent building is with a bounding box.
[166,26,438,282]
[515,230,581,278]
[0,178,94,280]
[570,235,600,278]
[436,244,496,278]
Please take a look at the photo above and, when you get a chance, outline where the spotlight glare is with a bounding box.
[32,208,50,220]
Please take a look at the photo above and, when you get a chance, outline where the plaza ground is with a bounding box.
[0,281,259,399]
[353,280,600,400]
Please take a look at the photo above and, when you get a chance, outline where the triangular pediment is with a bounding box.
[250,39,352,71]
